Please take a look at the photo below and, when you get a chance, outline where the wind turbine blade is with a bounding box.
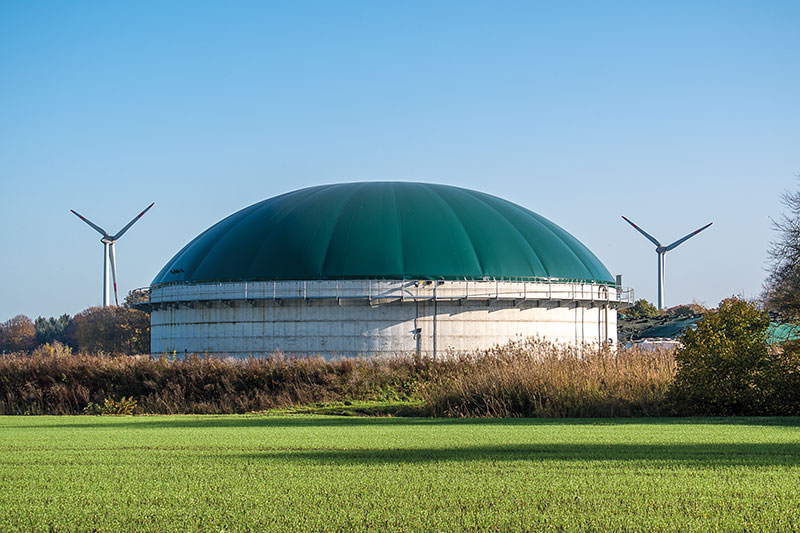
[665,222,713,251]
[109,243,119,306]
[621,216,661,247]
[113,202,155,240]
[71,209,109,237]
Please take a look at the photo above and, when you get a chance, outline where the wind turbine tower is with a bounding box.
[622,216,712,310]
[71,203,155,307]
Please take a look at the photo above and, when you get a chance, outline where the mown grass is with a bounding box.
[1,415,799,531]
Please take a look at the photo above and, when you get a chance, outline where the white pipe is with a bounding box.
[432,285,437,360]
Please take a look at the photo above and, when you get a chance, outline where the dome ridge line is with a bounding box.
[318,183,367,278]
[462,188,549,278]
[424,183,485,277]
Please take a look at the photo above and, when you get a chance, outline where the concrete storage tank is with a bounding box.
[134,182,632,357]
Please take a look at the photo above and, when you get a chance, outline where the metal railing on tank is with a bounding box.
[133,278,634,309]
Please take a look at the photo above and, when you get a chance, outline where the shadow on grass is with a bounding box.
[237,442,800,467]
[6,416,800,431]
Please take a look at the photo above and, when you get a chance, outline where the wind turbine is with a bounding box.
[71,203,154,307]
[622,216,712,310]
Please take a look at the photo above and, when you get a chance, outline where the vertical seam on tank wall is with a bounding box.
[426,185,484,275]
[464,190,548,278]
[318,184,366,278]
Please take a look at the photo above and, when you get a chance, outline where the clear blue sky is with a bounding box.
[1,1,798,321]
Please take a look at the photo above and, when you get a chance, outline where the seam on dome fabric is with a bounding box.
[318,183,367,277]
[460,188,548,278]
[518,204,611,281]
[390,184,405,277]
[481,193,599,281]
[426,184,484,276]
[297,184,354,276]
[247,185,340,279]
[175,200,267,281]
[469,191,562,279]
[191,186,325,280]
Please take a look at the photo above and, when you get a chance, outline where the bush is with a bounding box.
[667,297,799,415]
[31,341,73,358]
[626,299,659,318]
[102,397,138,415]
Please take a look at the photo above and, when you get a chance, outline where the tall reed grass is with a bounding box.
[422,339,676,417]
[0,340,676,416]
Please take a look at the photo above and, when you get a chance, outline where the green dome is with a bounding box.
[153,182,613,285]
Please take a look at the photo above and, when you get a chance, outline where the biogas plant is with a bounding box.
[133,182,633,358]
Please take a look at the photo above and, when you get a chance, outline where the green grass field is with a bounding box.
[1,415,799,532]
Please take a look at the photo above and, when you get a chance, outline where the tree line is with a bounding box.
[0,306,149,355]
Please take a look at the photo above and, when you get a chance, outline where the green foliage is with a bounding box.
[84,397,137,415]
[101,396,137,415]
[2,416,800,531]
[668,297,799,415]
[34,314,72,346]
[626,299,659,318]
[670,305,694,317]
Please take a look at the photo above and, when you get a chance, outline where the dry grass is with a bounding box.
[422,339,676,417]
[0,340,676,417]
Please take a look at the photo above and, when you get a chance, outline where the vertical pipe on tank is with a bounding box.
[414,300,421,356]
[432,284,437,360]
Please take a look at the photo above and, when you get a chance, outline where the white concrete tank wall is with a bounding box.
[145,280,630,358]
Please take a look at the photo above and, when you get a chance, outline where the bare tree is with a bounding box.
[765,176,800,322]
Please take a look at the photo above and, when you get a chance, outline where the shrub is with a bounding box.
[626,299,659,318]
[667,297,799,415]
[31,341,73,358]
[101,397,137,415]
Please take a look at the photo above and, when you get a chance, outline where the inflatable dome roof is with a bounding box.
[153,182,613,285]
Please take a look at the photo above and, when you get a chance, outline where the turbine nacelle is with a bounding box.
[71,202,154,307]
[622,216,712,310]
